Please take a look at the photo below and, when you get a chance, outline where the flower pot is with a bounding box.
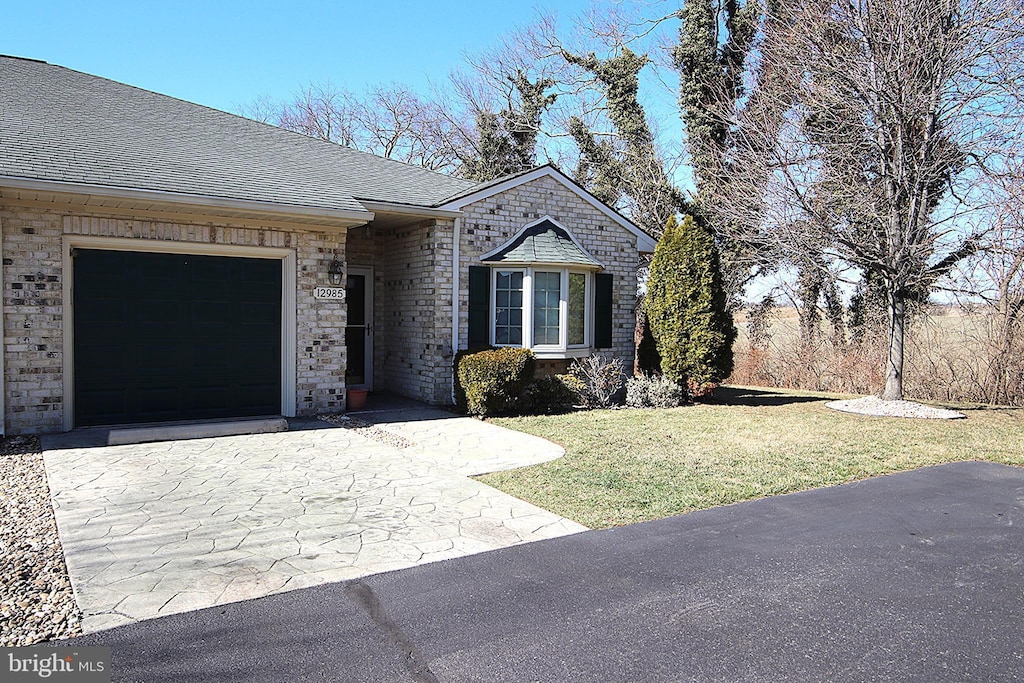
[347,388,368,411]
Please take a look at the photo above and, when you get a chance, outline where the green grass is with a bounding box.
[481,386,1024,529]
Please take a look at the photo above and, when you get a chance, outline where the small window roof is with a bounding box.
[480,218,603,268]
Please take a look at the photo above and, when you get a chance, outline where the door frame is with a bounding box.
[346,266,374,390]
[62,235,298,431]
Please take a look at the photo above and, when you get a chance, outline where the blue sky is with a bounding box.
[5,0,594,113]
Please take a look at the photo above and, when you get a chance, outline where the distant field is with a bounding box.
[729,306,1016,404]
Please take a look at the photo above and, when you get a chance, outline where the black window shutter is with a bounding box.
[594,272,613,349]
[468,266,490,349]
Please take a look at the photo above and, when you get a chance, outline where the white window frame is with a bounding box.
[489,266,594,359]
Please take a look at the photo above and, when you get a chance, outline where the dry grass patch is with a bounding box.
[481,386,1024,529]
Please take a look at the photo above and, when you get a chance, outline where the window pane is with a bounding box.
[569,272,585,345]
[533,271,561,346]
[494,270,523,346]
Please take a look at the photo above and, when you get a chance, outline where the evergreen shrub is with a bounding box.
[645,214,736,393]
[521,375,578,414]
[457,348,537,416]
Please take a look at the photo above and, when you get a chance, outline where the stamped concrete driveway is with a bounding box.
[43,414,584,632]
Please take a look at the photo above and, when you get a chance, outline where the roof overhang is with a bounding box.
[356,200,462,230]
[357,200,462,219]
[436,166,658,253]
[0,176,374,230]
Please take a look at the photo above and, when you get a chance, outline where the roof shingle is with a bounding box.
[482,219,603,267]
[0,56,480,213]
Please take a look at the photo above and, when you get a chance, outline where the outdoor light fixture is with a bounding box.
[328,258,344,285]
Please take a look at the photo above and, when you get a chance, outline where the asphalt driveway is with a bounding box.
[66,461,1024,682]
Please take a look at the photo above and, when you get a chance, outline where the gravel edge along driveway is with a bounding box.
[0,436,82,645]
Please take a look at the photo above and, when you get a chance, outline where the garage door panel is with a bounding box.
[138,299,183,323]
[188,386,229,410]
[74,249,282,427]
[76,298,129,324]
[136,386,182,413]
[135,342,180,371]
[235,384,280,411]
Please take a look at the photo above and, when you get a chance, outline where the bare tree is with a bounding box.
[240,82,468,174]
[721,0,1024,400]
[949,156,1024,404]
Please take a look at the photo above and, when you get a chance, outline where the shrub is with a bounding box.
[645,214,736,391]
[569,354,625,408]
[626,374,686,408]
[457,348,536,416]
[521,375,578,414]
[452,347,492,413]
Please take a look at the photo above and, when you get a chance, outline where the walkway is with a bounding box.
[42,399,584,632]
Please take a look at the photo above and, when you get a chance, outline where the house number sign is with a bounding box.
[314,286,346,301]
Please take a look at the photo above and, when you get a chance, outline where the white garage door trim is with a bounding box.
[62,235,298,431]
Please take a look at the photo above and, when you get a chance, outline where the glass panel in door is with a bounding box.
[345,271,371,387]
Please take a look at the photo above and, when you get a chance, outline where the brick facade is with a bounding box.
[0,175,644,432]
[346,220,454,405]
[345,176,642,405]
[0,205,347,434]
[456,176,640,376]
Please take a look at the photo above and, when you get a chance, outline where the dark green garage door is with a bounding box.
[73,249,282,427]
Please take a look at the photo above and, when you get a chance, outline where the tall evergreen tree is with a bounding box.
[645,215,736,393]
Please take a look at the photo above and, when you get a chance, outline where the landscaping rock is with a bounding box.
[0,436,82,645]
[825,395,966,419]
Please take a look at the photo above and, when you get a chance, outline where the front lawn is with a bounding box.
[481,386,1024,529]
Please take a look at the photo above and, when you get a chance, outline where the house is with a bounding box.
[0,55,656,435]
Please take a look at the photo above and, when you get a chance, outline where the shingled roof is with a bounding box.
[481,218,603,267]
[0,56,479,214]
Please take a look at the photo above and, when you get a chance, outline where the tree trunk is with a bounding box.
[883,292,906,400]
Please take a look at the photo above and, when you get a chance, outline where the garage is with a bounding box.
[72,249,282,427]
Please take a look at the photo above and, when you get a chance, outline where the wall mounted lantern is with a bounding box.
[328,258,344,286]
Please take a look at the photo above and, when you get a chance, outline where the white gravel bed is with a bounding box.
[825,395,966,419]
[0,437,82,645]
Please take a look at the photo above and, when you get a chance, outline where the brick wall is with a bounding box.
[343,177,643,407]
[456,176,641,376]
[370,220,454,404]
[1,209,63,434]
[0,206,348,434]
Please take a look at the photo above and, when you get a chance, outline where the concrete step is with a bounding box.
[107,417,288,446]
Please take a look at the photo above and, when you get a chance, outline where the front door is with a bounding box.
[345,267,373,389]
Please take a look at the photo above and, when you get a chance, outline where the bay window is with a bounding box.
[489,267,593,357]
[468,216,614,358]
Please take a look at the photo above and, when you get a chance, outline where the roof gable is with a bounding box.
[437,164,657,253]
[480,217,604,268]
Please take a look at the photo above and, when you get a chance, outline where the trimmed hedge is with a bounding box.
[453,347,493,413]
[457,348,537,416]
[521,375,578,415]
